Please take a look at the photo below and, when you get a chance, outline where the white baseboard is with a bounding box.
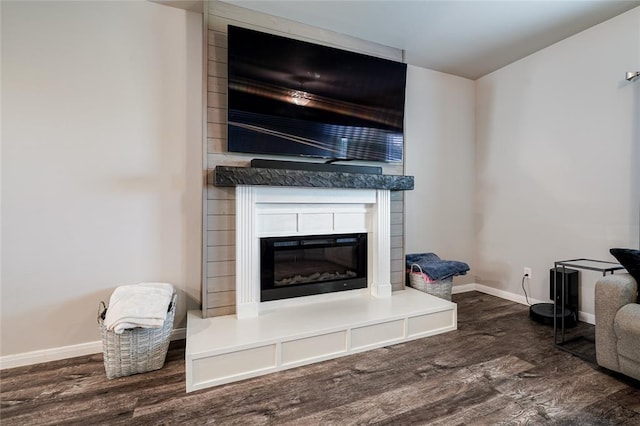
[451,283,476,294]
[0,285,595,370]
[471,283,547,306]
[0,328,186,371]
[578,312,595,324]
[452,283,594,325]
[0,341,103,371]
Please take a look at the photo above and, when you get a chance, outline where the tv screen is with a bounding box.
[227,25,407,163]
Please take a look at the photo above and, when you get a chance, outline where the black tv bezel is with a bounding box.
[226,25,407,163]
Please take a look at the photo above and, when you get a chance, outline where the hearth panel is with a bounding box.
[260,233,367,302]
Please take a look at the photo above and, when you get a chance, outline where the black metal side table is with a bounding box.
[553,258,624,359]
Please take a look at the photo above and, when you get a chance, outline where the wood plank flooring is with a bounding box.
[2,292,639,425]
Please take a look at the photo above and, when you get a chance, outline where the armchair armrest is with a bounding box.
[614,303,640,380]
[595,273,638,371]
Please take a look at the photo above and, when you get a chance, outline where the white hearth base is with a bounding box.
[185,288,456,392]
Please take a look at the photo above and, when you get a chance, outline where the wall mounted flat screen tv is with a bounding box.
[227,25,407,163]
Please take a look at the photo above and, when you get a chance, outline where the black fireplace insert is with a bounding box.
[260,233,367,302]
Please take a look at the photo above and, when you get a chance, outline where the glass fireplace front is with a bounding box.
[260,233,367,302]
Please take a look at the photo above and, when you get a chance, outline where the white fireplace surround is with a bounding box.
[235,185,392,318]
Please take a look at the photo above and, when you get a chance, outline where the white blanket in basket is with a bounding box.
[105,282,174,334]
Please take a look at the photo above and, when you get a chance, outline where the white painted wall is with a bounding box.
[475,7,640,316]
[404,66,476,285]
[1,1,203,357]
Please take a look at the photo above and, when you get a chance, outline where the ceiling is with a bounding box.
[221,1,640,80]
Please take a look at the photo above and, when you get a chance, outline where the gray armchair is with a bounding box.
[595,273,640,381]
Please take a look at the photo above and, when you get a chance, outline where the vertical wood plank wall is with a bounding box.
[204,1,407,318]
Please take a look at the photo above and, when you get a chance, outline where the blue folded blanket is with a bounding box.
[406,253,470,281]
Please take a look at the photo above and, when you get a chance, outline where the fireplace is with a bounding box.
[260,233,367,302]
[184,168,460,393]
[233,185,396,318]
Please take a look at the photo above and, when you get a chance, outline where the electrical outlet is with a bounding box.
[524,267,532,279]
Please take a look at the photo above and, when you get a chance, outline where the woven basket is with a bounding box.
[408,264,453,301]
[97,293,176,379]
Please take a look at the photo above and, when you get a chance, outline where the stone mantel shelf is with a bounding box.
[212,166,414,191]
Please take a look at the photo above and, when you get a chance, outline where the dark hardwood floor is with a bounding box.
[1,291,639,425]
